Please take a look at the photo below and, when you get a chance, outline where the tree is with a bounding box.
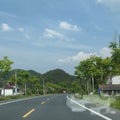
[18,70,30,95]
[0,56,13,75]
[109,41,117,49]
[109,40,120,74]
[0,56,13,96]
[75,56,112,94]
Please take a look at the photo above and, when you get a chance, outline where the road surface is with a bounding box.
[0,94,119,120]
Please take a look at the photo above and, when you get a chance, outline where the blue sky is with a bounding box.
[0,0,120,74]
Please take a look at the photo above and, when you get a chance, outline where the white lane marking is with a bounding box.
[67,96,112,120]
[0,96,43,106]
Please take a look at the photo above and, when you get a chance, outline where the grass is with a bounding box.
[110,96,120,109]
[79,94,120,110]
[0,95,26,101]
[82,94,111,106]
[0,94,40,101]
[111,100,120,109]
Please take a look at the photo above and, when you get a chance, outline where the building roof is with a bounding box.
[99,84,120,90]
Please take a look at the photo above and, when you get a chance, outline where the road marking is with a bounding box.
[22,108,35,118]
[41,101,45,104]
[0,96,43,106]
[67,96,112,120]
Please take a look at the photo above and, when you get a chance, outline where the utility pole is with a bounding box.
[14,71,17,95]
[43,78,45,95]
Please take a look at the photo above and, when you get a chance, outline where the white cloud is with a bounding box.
[58,47,111,63]
[43,28,69,41]
[18,27,25,32]
[1,23,13,32]
[25,34,31,40]
[99,47,111,58]
[58,52,96,63]
[59,21,80,31]
[97,0,103,3]
[96,0,120,12]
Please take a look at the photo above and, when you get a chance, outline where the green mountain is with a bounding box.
[0,69,79,94]
[42,69,75,84]
[1,68,75,84]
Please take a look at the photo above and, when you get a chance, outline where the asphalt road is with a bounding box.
[0,94,118,120]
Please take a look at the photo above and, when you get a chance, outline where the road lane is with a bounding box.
[22,94,105,120]
[0,94,118,120]
[0,95,52,120]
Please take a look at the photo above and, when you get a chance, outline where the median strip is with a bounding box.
[22,108,35,118]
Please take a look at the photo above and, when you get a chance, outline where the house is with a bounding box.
[99,76,120,96]
[0,83,22,96]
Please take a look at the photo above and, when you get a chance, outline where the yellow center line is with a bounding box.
[41,101,45,104]
[22,108,35,118]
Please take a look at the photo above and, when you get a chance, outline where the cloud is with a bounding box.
[43,28,69,41]
[99,47,112,58]
[58,47,111,63]
[18,27,25,32]
[1,23,13,31]
[25,34,31,40]
[58,52,96,63]
[59,21,80,31]
[96,0,120,12]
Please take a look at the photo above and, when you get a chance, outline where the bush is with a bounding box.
[115,96,120,100]
[110,100,120,109]
[0,95,24,101]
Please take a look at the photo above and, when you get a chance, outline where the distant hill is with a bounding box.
[0,68,75,84]
[42,69,75,84]
[27,70,42,78]
[0,68,77,94]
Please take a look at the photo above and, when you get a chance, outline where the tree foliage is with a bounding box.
[0,56,13,76]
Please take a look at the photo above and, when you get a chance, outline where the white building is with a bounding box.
[112,76,120,85]
[0,88,21,96]
[0,83,22,96]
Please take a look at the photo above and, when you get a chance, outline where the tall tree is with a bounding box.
[0,56,13,75]
[18,70,30,95]
[0,56,13,96]
[75,56,112,94]
[109,41,117,49]
[109,40,120,74]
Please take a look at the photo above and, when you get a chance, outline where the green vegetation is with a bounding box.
[0,94,39,101]
[75,40,120,94]
[0,61,80,97]
[110,96,120,109]
[0,40,120,110]
[75,40,120,109]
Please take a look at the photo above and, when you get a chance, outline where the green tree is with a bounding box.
[75,56,112,94]
[0,56,13,75]
[109,41,120,74]
[0,56,13,96]
[18,70,30,95]
[109,41,117,49]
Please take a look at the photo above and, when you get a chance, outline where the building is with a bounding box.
[99,76,120,95]
[0,83,22,96]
